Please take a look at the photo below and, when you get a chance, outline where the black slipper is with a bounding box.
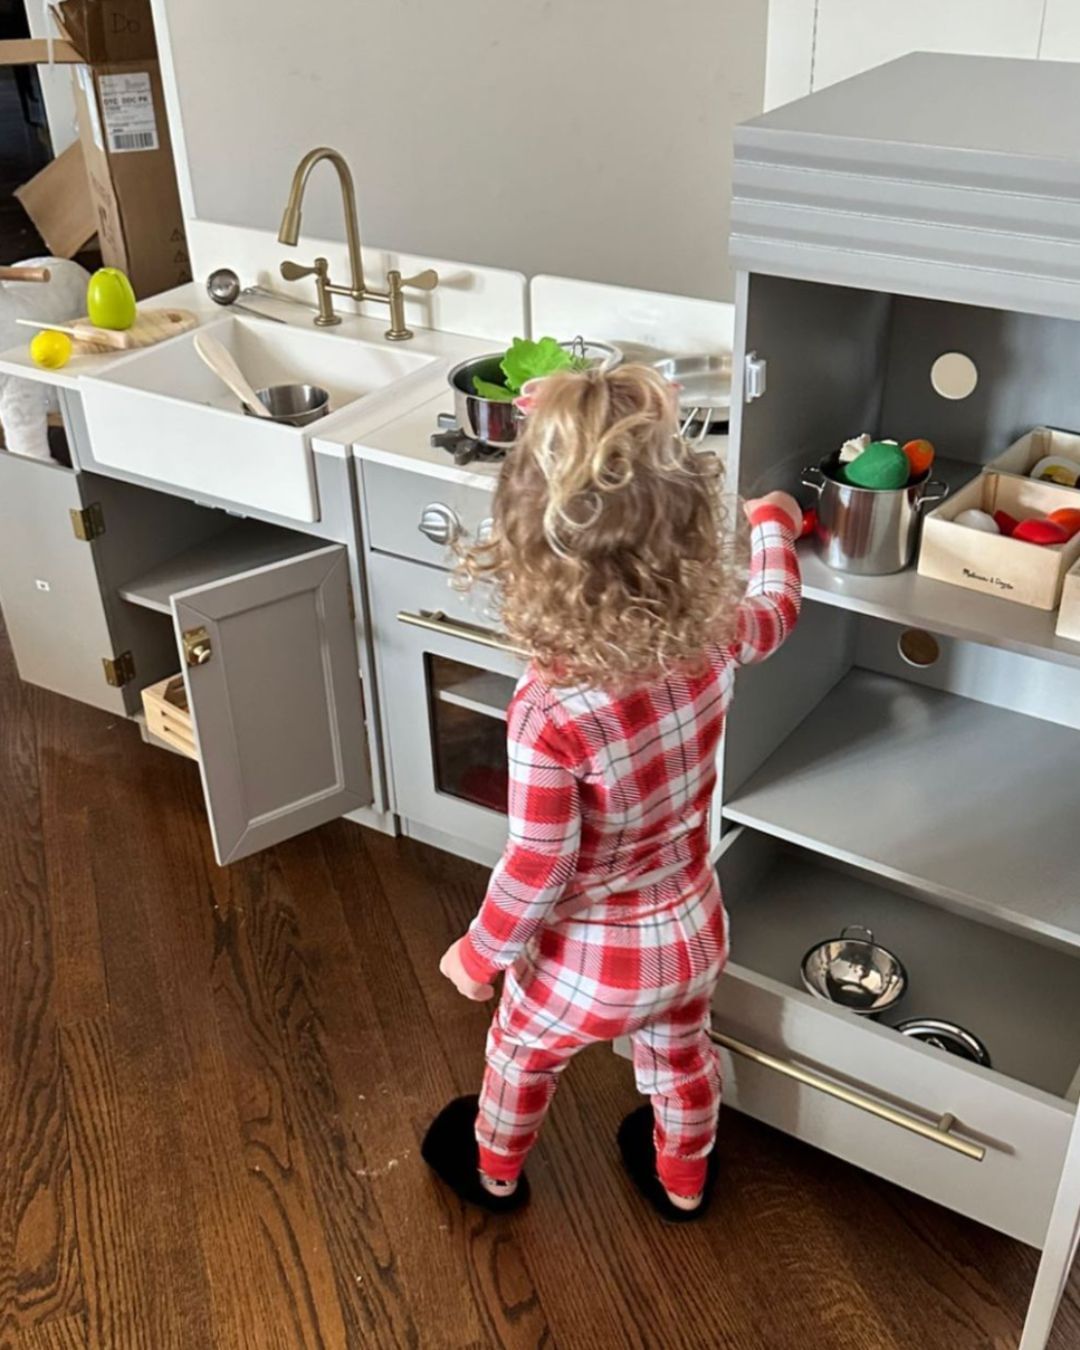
[617,1105,718,1224]
[421,1095,530,1214]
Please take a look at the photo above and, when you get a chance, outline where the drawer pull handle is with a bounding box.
[708,1028,986,1162]
[397,609,526,657]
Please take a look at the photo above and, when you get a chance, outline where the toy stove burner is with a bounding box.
[431,413,508,466]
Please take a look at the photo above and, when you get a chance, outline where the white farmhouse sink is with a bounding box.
[79,315,436,522]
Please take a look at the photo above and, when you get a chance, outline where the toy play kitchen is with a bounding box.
[2,49,1080,1350]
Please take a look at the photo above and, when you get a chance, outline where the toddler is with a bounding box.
[422,363,801,1220]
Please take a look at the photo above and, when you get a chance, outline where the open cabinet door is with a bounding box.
[172,545,372,864]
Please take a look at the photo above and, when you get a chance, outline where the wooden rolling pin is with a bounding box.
[0,266,51,283]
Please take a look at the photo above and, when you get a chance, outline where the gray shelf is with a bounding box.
[799,547,1080,671]
[723,842,1080,1099]
[119,523,316,614]
[723,671,1080,951]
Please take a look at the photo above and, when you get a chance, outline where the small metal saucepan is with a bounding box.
[447,354,521,449]
[801,925,908,1016]
[243,382,330,427]
[895,1018,991,1067]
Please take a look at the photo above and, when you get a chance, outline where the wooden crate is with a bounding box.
[1057,561,1080,641]
[918,472,1080,609]
[141,675,198,760]
[990,426,1080,490]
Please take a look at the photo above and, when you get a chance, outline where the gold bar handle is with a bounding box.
[709,1028,986,1161]
[397,609,526,657]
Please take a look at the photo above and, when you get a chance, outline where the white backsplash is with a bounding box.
[185,220,528,344]
[530,275,735,360]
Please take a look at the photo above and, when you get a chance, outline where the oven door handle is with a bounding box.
[396,609,527,658]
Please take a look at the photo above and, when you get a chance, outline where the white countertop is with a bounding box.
[346,390,502,491]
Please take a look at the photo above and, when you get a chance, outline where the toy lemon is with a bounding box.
[30,329,73,370]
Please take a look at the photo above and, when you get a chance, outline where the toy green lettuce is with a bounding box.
[473,336,587,401]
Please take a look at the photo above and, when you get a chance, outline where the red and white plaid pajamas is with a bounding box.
[458,506,801,1194]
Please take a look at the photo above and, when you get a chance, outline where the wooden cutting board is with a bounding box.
[70,307,199,353]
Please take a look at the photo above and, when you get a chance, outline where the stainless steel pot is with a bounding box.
[802,453,949,575]
[801,925,908,1016]
[447,354,521,449]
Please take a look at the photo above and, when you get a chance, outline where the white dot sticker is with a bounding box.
[930,352,979,401]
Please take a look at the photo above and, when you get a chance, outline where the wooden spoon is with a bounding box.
[193,331,271,417]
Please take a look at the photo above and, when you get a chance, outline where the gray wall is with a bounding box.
[158,0,768,300]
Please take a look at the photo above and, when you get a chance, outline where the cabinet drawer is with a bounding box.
[361,460,496,568]
[713,827,1080,1247]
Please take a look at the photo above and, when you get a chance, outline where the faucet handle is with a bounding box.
[398,268,439,292]
[281,257,328,282]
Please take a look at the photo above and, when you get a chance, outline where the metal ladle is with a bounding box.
[206,268,286,323]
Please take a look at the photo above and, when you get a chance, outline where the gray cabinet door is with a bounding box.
[173,545,372,864]
[0,450,126,714]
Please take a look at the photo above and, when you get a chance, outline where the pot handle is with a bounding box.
[918,479,950,510]
[840,925,875,945]
[802,465,826,495]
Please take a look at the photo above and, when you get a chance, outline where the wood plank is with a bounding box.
[15,1314,86,1349]
[0,646,83,1330]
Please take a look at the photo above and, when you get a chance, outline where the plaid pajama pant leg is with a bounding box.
[629,995,721,1197]
[475,885,726,1189]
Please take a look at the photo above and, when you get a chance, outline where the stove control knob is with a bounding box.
[476,517,495,544]
[418,503,462,547]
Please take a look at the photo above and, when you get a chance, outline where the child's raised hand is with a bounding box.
[744,491,803,535]
[439,938,495,1002]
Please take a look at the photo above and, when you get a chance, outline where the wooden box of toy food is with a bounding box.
[989,426,1080,489]
[1057,561,1080,640]
[141,675,197,759]
[918,472,1080,609]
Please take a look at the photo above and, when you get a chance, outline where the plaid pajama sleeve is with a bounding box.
[460,700,582,984]
[728,504,802,666]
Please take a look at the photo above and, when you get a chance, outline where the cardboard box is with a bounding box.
[57,0,191,298]
[990,426,1080,490]
[1056,561,1080,642]
[918,471,1080,609]
[14,140,96,259]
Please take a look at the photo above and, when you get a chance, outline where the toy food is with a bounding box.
[839,432,871,464]
[86,267,136,331]
[993,510,1019,536]
[1029,455,1080,489]
[902,438,935,476]
[1048,507,1080,539]
[1013,518,1069,545]
[955,508,1000,533]
[844,440,909,489]
[29,329,72,370]
[800,508,817,539]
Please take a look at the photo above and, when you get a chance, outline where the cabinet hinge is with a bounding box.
[70,502,105,542]
[102,651,135,688]
[346,583,357,623]
[744,352,767,403]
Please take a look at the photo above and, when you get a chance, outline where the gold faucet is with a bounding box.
[277,147,438,341]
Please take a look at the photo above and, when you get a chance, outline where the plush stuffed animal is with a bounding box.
[0,257,90,460]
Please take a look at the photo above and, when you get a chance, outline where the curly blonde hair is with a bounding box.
[457,363,745,690]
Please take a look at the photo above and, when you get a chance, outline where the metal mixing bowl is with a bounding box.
[244,383,330,427]
[800,925,907,1016]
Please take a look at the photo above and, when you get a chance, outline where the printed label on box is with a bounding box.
[98,72,159,153]
[77,65,104,152]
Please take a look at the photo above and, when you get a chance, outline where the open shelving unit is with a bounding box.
[724,670,1080,949]
[714,52,1080,1346]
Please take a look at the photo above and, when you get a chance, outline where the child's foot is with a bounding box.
[479,1172,518,1198]
[617,1105,718,1224]
[421,1095,530,1213]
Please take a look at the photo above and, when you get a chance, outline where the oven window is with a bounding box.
[426,655,515,813]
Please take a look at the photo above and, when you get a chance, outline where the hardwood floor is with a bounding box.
[0,623,1077,1350]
